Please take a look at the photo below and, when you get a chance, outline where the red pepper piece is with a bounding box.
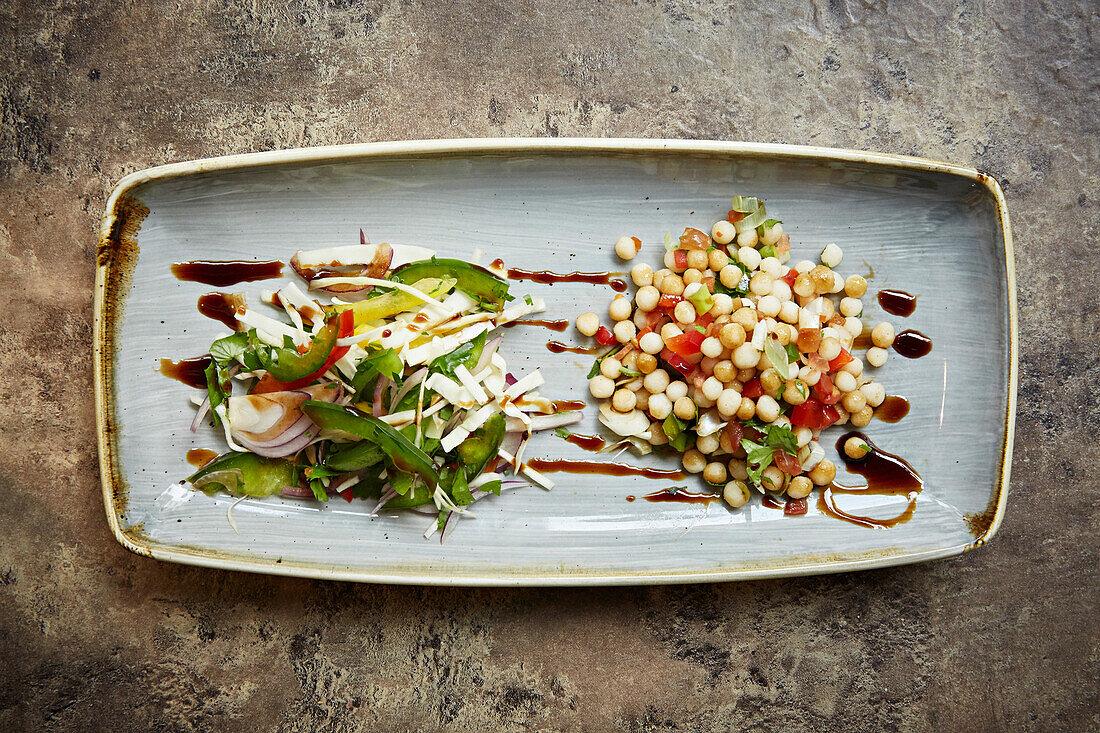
[661,349,694,377]
[781,269,799,287]
[673,250,688,270]
[595,326,616,346]
[829,347,853,372]
[678,227,711,251]
[658,293,684,311]
[814,373,841,405]
[665,329,705,358]
[741,378,764,400]
[727,210,745,224]
[773,449,803,475]
[339,487,355,502]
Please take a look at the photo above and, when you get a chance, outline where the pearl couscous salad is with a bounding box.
[576,196,900,512]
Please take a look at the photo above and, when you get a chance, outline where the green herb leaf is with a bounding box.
[555,427,571,439]
[664,231,677,252]
[759,244,777,260]
[785,342,800,363]
[587,347,617,379]
[619,368,642,378]
[451,470,473,506]
[763,336,790,380]
[480,479,502,496]
[309,478,328,502]
[764,424,799,455]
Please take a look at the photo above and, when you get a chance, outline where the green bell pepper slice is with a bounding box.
[429,330,486,380]
[456,411,506,479]
[255,313,338,383]
[386,472,434,508]
[390,258,510,305]
[324,441,385,472]
[186,451,297,497]
[301,401,440,489]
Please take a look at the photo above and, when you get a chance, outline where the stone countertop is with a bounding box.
[1,1,1096,730]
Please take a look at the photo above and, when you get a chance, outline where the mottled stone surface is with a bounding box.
[1,0,1097,730]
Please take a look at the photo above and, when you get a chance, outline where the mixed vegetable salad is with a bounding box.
[186,233,580,538]
[579,196,899,514]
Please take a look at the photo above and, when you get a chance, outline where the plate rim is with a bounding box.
[93,137,1017,585]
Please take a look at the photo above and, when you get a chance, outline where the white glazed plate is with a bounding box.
[94,139,1016,585]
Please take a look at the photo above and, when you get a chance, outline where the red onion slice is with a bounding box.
[472,335,502,374]
[236,413,312,448]
[280,485,315,499]
[369,486,398,515]
[373,377,389,416]
[236,428,316,458]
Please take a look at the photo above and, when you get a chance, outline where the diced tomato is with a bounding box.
[661,349,694,377]
[665,329,705,358]
[822,404,840,426]
[781,269,799,287]
[791,398,829,429]
[645,310,669,331]
[829,347,853,372]
[723,421,743,450]
[808,353,830,372]
[695,312,714,329]
[741,378,764,400]
[595,326,616,345]
[727,210,744,224]
[691,370,707,390]
[339,487,354,502]
[743,424,764,442]
[702,275,716,292]
[814,374,840,405]
[679,227,711,251]
[784,498,808,516]
[773,449,803,475]
[658,294,683,311]
[673,250,688,270]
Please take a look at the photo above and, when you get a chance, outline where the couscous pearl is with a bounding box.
[749,271,774,296]
[794,426,813,447]
[738,246,762,270]
[701,337,723,359]
[674,396,696,420]
[834,371,857,393]
[576,312,600,337]
[732,307,757,331]
[756,394,781,423]
[719,264,744,289]
[713,360,736,382]
[659,274,685,295]
[850,406,873,428]
[639,332,664,354]
[683,268,703,285]
[724,480,751,507]
[712,220,736,245]
[795,259,816,274]
[674,300,697,324]
[872,321,896,348]
[632,309,648,329]
[708,249,730,271]
[637,353,658,374]
[761,465,784,491]
[841,386,867,412]
[844,274,868,298]
[798,366,822,386]
[636,285,660,311]
[699,356,719,374]
[728,459,749,480]
[589,375,614,399]
[787,476,813,499]
[648,393,673,420]
[829,271,845,294]
[703,461,727,484]
[660,323,683,342]
[682,449,706,474]
[615,236,640,260]
[609,295,632,321]
[697,433,720,455]
[732,343,761,369]
[820,243,843,268]
[644,369,670,394]
[701,376,724,401]
[793,273,815,298]
[783,380,808,405]
[735,397,755,420]
[819,337,842,361]
[717,388,741,416]
[685,249,708,270]
[759,257,782,278]
[761,222,784,246]
[771,280,792,302]
[720,323,746,349]
[612,388,637,412]
[631,263,654,287]
[779,300,800,324]
[613,320,636,343]
[844,316,863,337]
[711,293,734,316]
[666,380,689,402]
[842,357,864,377]
[757,295,781,318]
[634,389,649,411]
[600,357,622,379]
[840,297,862,317]
[860,381,886,407]
[808,459,837,486]
[866,347,889,367]
[736,229,758,248]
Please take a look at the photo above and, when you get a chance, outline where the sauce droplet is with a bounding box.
[158,356,212,389]
[504,318,570,332]
[491,258,505,270]
[171,260,284,286]
[196,292,242,330]
[506,268,628,292]
[625,495,636,502]
[546,340,601,355]
[817,431,923,529]
[761,495,783,510]
[525,459,685,480]
[186,448,219,468]
[562,432,605,451]
[642,487,720,504]
[873,395,910,423]
[877,289,918,317]
[893,330,933,358]
[550,399,587,412]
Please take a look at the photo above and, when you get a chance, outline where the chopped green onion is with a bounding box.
[734,204,768,234]
[759,244,777,260]
[686,286,713,316]
[731,196,762,213]
[664,231,677,252]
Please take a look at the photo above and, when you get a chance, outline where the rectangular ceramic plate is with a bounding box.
[95,139,1016,586]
